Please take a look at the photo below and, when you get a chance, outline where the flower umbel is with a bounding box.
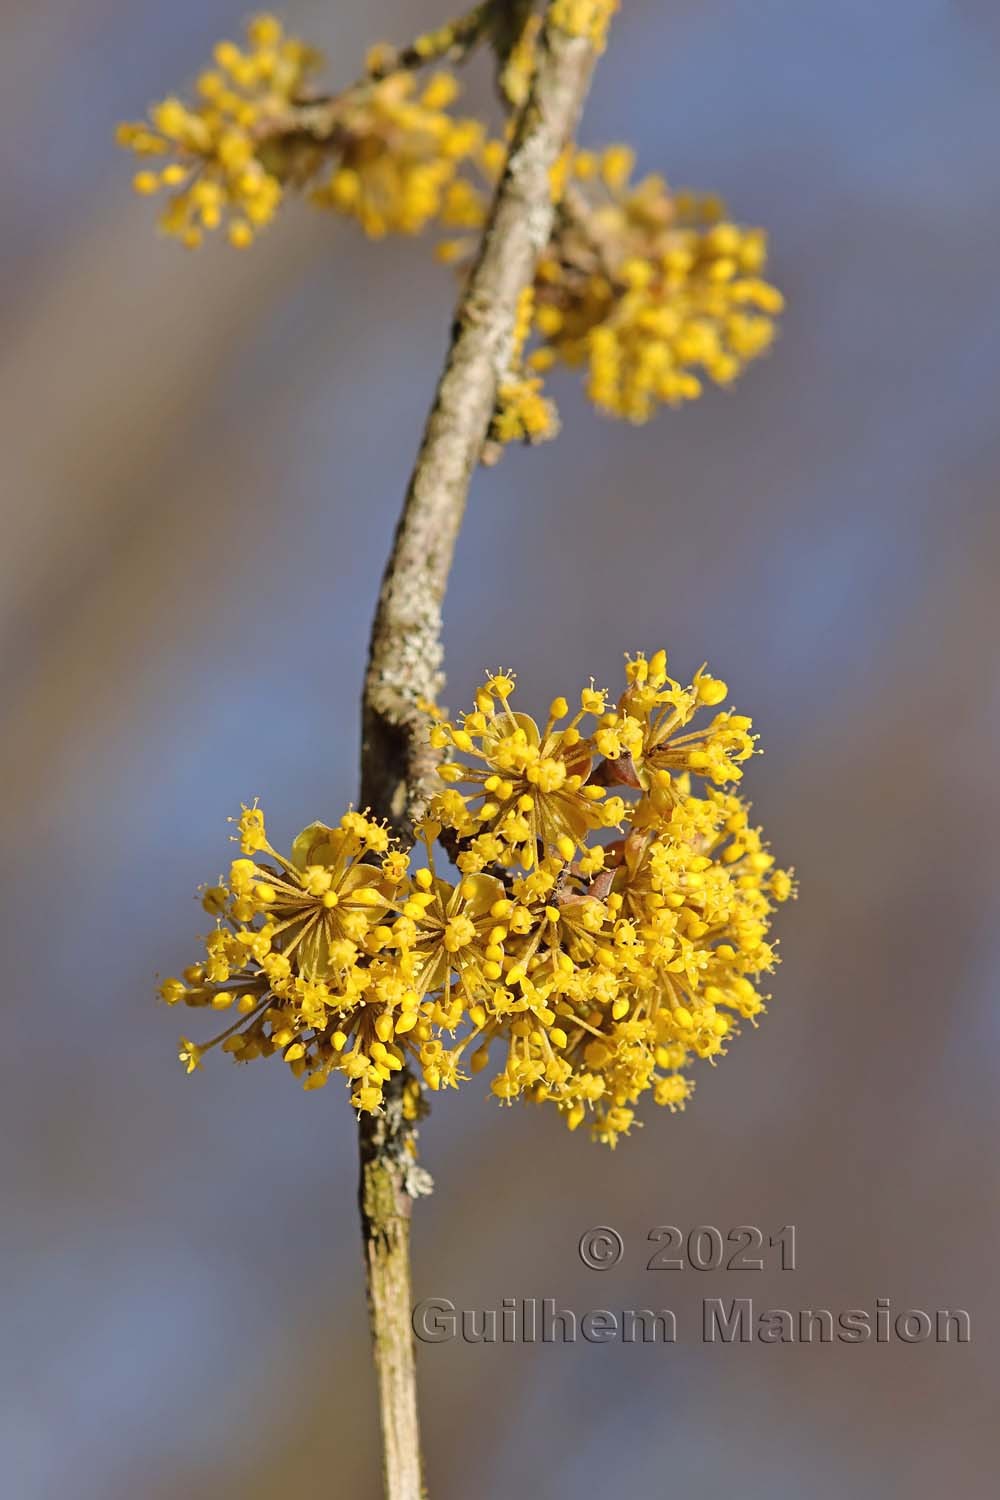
[533,148,785,422]
[117,15,483,247]
[437,137,784,436]
[119,14,782,437]
[162,653,795,1145]
[310,69,484,238]
[429,672,625,868]
[117,15,320,247]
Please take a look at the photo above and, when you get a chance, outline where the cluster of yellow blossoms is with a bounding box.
[118,13,782,427]
[117,15,320,248]
[162,652,793,1147]
[487,288,561,451]
[533,148,784,421]
[309,68,484,239]
[118,15,484,247]
[443,143,784,425]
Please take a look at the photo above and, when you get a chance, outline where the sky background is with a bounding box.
[2,1,998,1495]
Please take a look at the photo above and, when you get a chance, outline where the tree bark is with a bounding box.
[357,1074,432,1500]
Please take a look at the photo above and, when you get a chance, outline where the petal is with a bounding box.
[290,821,335,871]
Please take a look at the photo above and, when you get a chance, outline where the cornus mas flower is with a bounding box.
[117,14,320,248]
[617,648,757,788]
[118,14,781,441]
[117,15,482,247]
[311,70,484,238]
[160,805,417,1112]
[436,138,783,436]
[528,147,785,422]
[386,831,509,1027]
[161,653,794,1146]
[428,672,627,869]
[487,288,561,451]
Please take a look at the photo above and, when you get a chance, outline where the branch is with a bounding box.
[367,1,495,79]
[361,1,610,842]
[354,6,611,1498]
[284,3,495,145]
[357,1072,433,1500]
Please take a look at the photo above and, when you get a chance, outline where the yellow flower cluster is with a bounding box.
[118,17,782,428]
[117,15,320,248]
[438,138,783,429]
[161,652,794,1146]
[118,15,484,246]
[488,288,560,450]
[529,147,785,420]
[310,69,484,238]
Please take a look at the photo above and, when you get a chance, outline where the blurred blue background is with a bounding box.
[2,0,998,1494]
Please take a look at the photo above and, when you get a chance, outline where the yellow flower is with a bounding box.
[389,858,509,1028]
[433,139,782,434]
[118,20,481,249]
[311,71,483,238]
[160,650,794,1143]
[429,673,624,868]
[178,1037,202,1073]
[490,376,560,447]
[620,650,757,787]
[120,14,780,447]
[255,817,395,981]
[531,152,784,422]
[117,15,319,247]
[488,288,560,451]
